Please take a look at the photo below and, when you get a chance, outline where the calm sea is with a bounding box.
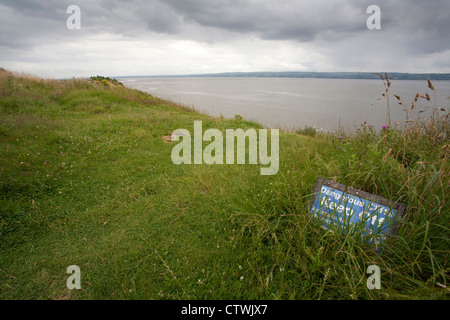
[120,77,450,132]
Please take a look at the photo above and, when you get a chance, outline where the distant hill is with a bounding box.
[117,71,450,80]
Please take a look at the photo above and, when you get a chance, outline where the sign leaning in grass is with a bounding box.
[310,177,406,248]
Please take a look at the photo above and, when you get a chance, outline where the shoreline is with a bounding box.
[120,76,450,134]
[114,71,450,81]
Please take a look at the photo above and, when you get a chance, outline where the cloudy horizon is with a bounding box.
[1,0,449,79]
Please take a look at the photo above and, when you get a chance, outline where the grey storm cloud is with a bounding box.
[1,0,449,76]
[1,0,450,42]
[1,0,449,47]
[163,0,368,41]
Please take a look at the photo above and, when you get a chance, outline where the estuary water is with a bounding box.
[120,77,450,132]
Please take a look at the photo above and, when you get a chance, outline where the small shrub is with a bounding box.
[296,126,317,137]
[89,75,124,87]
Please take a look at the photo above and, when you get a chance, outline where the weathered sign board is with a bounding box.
[310,177,407,247]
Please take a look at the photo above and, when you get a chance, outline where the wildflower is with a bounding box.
[382,124,388,130]
[338,136,343,140]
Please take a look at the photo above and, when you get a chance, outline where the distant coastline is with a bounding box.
[120,76,450,132]
[116,71,450,81]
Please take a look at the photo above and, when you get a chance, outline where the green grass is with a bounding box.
[0,69,448,300]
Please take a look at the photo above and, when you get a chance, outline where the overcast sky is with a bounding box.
[1,0,449,78]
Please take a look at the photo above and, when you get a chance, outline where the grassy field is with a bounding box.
[0,69,448,300]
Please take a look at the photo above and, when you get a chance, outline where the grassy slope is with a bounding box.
[0,69,448,300]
